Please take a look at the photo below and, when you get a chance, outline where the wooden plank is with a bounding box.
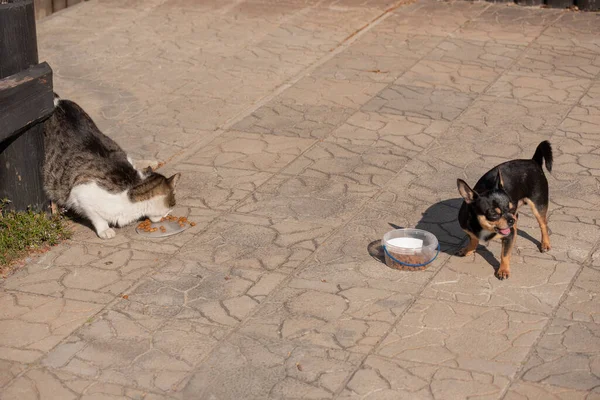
[53,0,66,12]
[0,62,54,142]
[546,0,574,7]
[67,0,82,5]
[0,0,49,212]
[34,0,53,19]
[0,124,47,212]
[0,0,38,79]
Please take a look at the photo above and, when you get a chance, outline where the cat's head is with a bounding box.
[129,172,181,222]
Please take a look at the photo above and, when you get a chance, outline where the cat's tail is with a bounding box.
[53,92,61,107]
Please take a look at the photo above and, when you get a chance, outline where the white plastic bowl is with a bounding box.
[382,228,439,270]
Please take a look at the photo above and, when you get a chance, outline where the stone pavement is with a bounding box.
[1,0,600,398]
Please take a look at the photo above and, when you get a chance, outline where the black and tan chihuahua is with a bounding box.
[456,141,553,279]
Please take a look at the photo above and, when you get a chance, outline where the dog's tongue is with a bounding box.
[499,228,511,235]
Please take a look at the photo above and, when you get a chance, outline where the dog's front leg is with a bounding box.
[457,230,479,257]
[497,227,516,280]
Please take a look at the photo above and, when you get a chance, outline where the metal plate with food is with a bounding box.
[136,216,195,238]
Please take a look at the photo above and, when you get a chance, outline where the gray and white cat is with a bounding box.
[43,94,180,239]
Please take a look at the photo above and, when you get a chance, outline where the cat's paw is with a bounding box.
[98,228,116,239]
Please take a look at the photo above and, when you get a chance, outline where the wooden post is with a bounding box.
[576,0,598,9]
[34,0,53,20]
[0,0,52,212]
[52,0,66,12]
[545,0,574,7]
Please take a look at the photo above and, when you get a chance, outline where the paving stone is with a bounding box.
[240,282,413,353]
[339,356,510,400]
[536,12,600,54]
[2,245,167,303]
[362,84,475,122]
[302,250,437,291]
[103,124,211,165]
[522,318,600,391]
[349,31,444,60]
[282,141,411,187]
[182,333,362,399]
[0,292,102,363]
[486,73,591,104]
[556,267,600,324]
[376,298,547,377]
[42,308,225,395]
[183,130,316,173]
[232,98,355,139]
[41,341,87,369]
[279,76,387,110]
[505,381,600,400]
[511,45,600,80]
[174,163,273,211]
[540,212,600,264]
[0,360,26,389]
[36,0,373,161]
[260,4,384,53]
[310,31,442,83]
[423,255,579,315]
[235,174,378,226]
[1,368,79,400]
[312,53,416,84]
[426,38,526,69]
[117,258,286,326]
[454,7,561,45]
[556,82,600,141]
[396,60,502,94]
[2,367,180,400]
[443,96,570,142]
[423,139,522,173]
[380,0,489,36]
[551,11,600,34]
[555,152,600,178]
[551,135,600,176]
[178,214,334,272]
[327,110,448,150]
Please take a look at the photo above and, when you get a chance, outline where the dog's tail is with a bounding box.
[532,140,553,172]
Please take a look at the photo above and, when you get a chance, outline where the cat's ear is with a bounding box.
[143,166,153,175]
[167,173,181,189]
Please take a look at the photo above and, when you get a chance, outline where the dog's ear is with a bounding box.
[495,169,505,190]
[457,179,477,204]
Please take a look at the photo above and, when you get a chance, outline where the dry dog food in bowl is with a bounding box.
[382,228,439,271]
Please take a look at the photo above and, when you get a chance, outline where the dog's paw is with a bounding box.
[540,242,551,253]
[98,228,116,239]
[496,267,510,280]
[456,247,475,257]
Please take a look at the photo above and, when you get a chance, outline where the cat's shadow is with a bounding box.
[65,210,147,237]
[64,211,92,229]
[64,211,97,235]
[367,197,543,273]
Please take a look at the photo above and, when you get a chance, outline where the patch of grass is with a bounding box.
[0,199,72,270]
